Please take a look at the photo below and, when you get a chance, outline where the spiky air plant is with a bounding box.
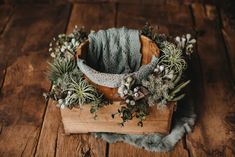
[159,41,187,74]
[64,77,98,107]
[45,26,104,111]
[142,64,190,107]
[48,58,76,84]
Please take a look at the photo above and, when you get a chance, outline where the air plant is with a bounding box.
[142,64,190,107]
[45,26,104,110]
[48,58,76,84]
[159,41,187,74]
[65,77,98,107]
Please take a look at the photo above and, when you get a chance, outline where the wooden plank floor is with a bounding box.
[0,1,234,157]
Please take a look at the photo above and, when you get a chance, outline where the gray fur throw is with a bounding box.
[94,99,196,152]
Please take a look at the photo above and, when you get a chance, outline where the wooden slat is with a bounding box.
[108,3,194,157]
[66,3,116,32]
[0,4,13,89]
[0,5,13,34]
[35,3,116,157]
[116,3,193,29]
[221,10,235,83]
[0,4,71,156]
[185,3,235,157]
[109,141,189,157]
[67,0,166,5]
[61,102,176,134]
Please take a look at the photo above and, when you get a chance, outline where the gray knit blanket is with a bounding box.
[77,27,158,88]
[76,27,196,152]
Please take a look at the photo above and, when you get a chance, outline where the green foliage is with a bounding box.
[159,41,187,74]
[48,59,76,83]
[45,26,104,111]
[44,24,195,127]
[66,77,98,106]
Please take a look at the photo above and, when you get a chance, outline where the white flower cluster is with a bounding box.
[175,34,196,55]
[117,76,144,106]
[154,65,174,80]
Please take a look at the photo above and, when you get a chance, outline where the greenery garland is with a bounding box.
[44,24,196,126]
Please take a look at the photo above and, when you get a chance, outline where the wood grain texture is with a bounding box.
[66,3,116,33]
[0,4,71,156]
[221,10,235,84]
[109,140,189,157]
[185,3,235,157]
[35,3,117,157]
[116,3,193,31]
[56,124,106,157]
[61,102,176,134]
[0,5,13,34]
[0,4,13,89]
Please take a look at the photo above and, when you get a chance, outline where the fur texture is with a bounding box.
[94,99,196,152]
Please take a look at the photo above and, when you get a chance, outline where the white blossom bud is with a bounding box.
[134,93,139,97]
[126,76,133,83]
[130,100,136,106]
[60,104,65,109]
[58,99,63,105]
[71,38,76,44]
[182,37,186,47]
[123,89,128,95]
[154,68,159,73]
[50,53,56,58]
[175,36,180,42]
[134,87,139,93]
[68,91,72,95]
[189,39,196,44]
[186,34,191,41]
[61,47,65,52]
[159,65,164,72]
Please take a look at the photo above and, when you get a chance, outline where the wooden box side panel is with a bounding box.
[60,102,176,134]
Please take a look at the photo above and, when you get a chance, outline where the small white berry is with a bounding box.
[125,99,130,104]
[126,76,133,83]
[154,68,159,73]
[61,47,65,52]
[123,89,128,95]
[60,104,65,109]
[50,53,56,58]
[175,36,180,42]
[159,65,164,71]
[58,99,63,105]
[134,93,139,97]
[134,87,139,93]
[130,100,136,106]
[71,38,76,44]
[186,34,191,40]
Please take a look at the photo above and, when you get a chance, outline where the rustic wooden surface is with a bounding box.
[61,102,176,134]
[0,1,234,157]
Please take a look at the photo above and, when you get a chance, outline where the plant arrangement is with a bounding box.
[44,24,196,127]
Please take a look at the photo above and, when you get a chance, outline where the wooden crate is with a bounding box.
[61,35,176,135]
[61,102,176,135]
